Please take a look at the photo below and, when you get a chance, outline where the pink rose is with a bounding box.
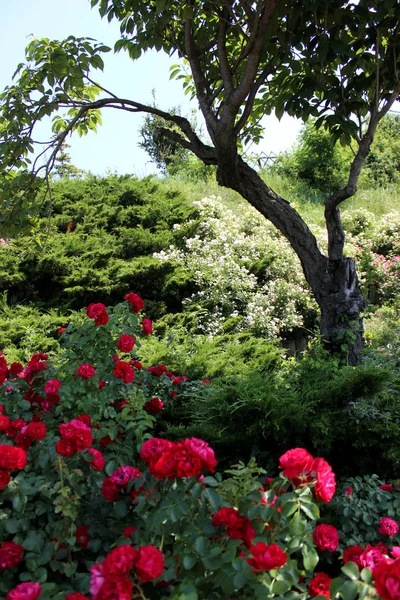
[6,582,41,600]
[379,517,399,536]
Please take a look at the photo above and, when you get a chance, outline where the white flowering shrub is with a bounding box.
[154,197,318,338]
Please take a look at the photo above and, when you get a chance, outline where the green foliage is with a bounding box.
[0,175,197,319]
[141,329,400,477]
[272,121,354,194]
[364,113,400,186]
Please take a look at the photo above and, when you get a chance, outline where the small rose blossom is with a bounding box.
[86,303,109,326]
[144,397,164,415]
[125,292,144,313]
[77,364,95,379]
[308,572,332,598]
[135,545,164,582]
[142,318,153,335]
[279,448,314,479]
[380,483,393,493]
[87,448,105,471]
[0,445,27,470]
[75,525,91,549]
[102,545,138,576]
[57,327,67,335]
[344,486,353,496]
[0,541,24,569]
[26,421,46,441]
[117,334,135,353]
[6,582,41,600]
[44,379,61,394]
[247,542,287,572]
[123,526,137,538]
[343,545,363,566]
[313,523,339,552]
[379,517,399,537]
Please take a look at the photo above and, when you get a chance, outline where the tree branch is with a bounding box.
[217,7,233,99]
[184,18,218,139]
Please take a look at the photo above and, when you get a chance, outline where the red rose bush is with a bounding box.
[0,294,398,598]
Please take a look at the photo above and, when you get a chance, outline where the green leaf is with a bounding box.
[300,500,319,520]
[233,572,248,589]
[341,581,360,600]
[183,554,197,570]
[194,536,207,556]
[205,488,221,512]
[360,567,372,583]
[341,562,360,581]
[302,545,319,572]
[5,518,20,534]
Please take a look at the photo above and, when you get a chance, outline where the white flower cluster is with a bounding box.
[154,196,318,338]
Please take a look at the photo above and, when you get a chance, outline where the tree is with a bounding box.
[1,1,400,364]
[53,141,85,179]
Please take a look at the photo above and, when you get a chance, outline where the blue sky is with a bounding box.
[0,0,302,177]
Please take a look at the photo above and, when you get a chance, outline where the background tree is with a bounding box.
[53,141,85,180]
[1,1,400,363]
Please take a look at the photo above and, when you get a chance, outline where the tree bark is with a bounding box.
[219,157,366,364]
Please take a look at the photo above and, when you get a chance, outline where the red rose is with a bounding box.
[174,445,203,478]
[117,334,135,353]
[380,483,393,493]
[313,457,336,503]
[77,364,95,379]
[0,415,10,431]
[279,448,314,479]
[183,437,217,473]
[0,445,27,470]
[6,582,41,600]
[140,438,173,463]
[98,379,107,389]
[144,397,164,415]
[57,327,67,335]
[212,508,255,547]
[343,545,363,566]
[313,523,339,552]
[9,362,23,375]
[373,558,400,600]
[101,477,120,502]
[44,379,61,394]
[26,421,46,441]
[130,360,143,369]
[379,518,399,536]
[123,526,137,538]
[102,545,138,576]
[149,451,179,480]
[76,414,91,427]
[147,364,167,377]
[125,292,144,313]
[113,361,135,383]
[142,318,153,335]
[308,572,332,598]
[86,303,109,326]
[135,545,164,582]
[65,594,90,600]
[97,576,133,600]
[15,432,32,450]
[0,541,24,569]
[110,466,143,487]
[56,438,77,457]
[0,469,10,490]
[11,419,25,431]
[75,525,91,549]
[247,542,287,572]
[87,448,105,471]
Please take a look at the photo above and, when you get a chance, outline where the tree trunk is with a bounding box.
[219,158,366,364]
[316,257,365,365]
